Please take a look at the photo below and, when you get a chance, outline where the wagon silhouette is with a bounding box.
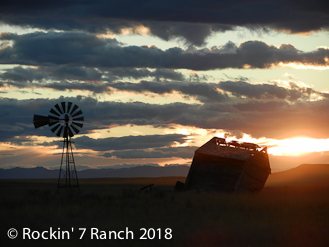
[184,137,271,193]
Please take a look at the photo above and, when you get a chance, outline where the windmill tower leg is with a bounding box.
[57,136,80,191]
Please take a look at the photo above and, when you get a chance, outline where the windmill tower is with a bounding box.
[33,102,84,190]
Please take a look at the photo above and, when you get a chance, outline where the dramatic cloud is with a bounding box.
[104,68,185,81]
[1,32,328,70]
[74,134,187,151]
[2,69,320,103]
[109,80,229,103]
[2,94,329,145]
[2,65,320,104]
[110,79,322,103]
[0,66,184,83]
[102,146,196,159]
[0,65,186,94]
[145,22,232,46]
[0,0,328,45]
[218,81,314,101]
[1,1,328,171]
[1,80,111,94]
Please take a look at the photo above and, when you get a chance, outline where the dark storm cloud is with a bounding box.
[102,146,196,159]
[0,66,183,83]
[0,66,102,82]
[0,66,104,93]
[0,67,322,102]
[218,81,314,101]
[145,22,233,46]
[0,0,328,45]
[74,134,187,151]
[0,80,111,94]
[0,97,64,141]
[0,31,121,66]
[0,63,319,103]
[78,98,205,129]
[109,79,318,103]
[1,66,46,82]
[109,80,229,103]
[104,68,185,81]
[0,80,111,95]
[48,66,103,81]
[42,81,110,94]
[1,32,329,70]
[0,66,185,93]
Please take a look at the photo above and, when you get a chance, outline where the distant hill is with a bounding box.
[265,164,329,187]
[3,164,329,188]
[0,165,190,179]
[0,167,58,179]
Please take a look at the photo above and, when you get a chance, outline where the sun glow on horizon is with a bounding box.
[267,137,329,156]
[221,134,329,156]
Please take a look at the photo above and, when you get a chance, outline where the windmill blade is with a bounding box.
[70,104,78,115]
[50,108,60,117]
[33,115,50,128]
[70,124,80,135]
[56,126,63,137]
[54,104,63,114]
[72,122,83,128]
[67,102,72,114]
[68,126,74,137]
[61,102,66,113]
[51,123,61,133]
[72,109,82,118]
[73,116,84,122]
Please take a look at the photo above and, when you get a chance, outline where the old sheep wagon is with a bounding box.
[184,137,271,193]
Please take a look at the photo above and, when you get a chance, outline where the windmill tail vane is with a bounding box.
[33,101,84,191]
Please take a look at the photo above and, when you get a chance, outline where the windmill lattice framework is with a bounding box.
[33,102,84,190]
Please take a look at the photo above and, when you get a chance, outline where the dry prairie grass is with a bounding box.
[1,165,329,247]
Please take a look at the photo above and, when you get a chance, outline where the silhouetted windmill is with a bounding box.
[33,102,84,190]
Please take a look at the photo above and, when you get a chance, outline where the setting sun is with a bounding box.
[267,137,329,156]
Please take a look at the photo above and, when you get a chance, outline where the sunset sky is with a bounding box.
[1,0,329,172]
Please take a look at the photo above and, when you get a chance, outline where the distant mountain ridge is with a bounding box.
[3,164,329,187]
[0,165,190,179]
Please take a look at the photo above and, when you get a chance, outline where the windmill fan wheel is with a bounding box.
[33,102,84,138]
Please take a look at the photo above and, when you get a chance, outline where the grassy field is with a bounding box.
[1,173,329,247]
